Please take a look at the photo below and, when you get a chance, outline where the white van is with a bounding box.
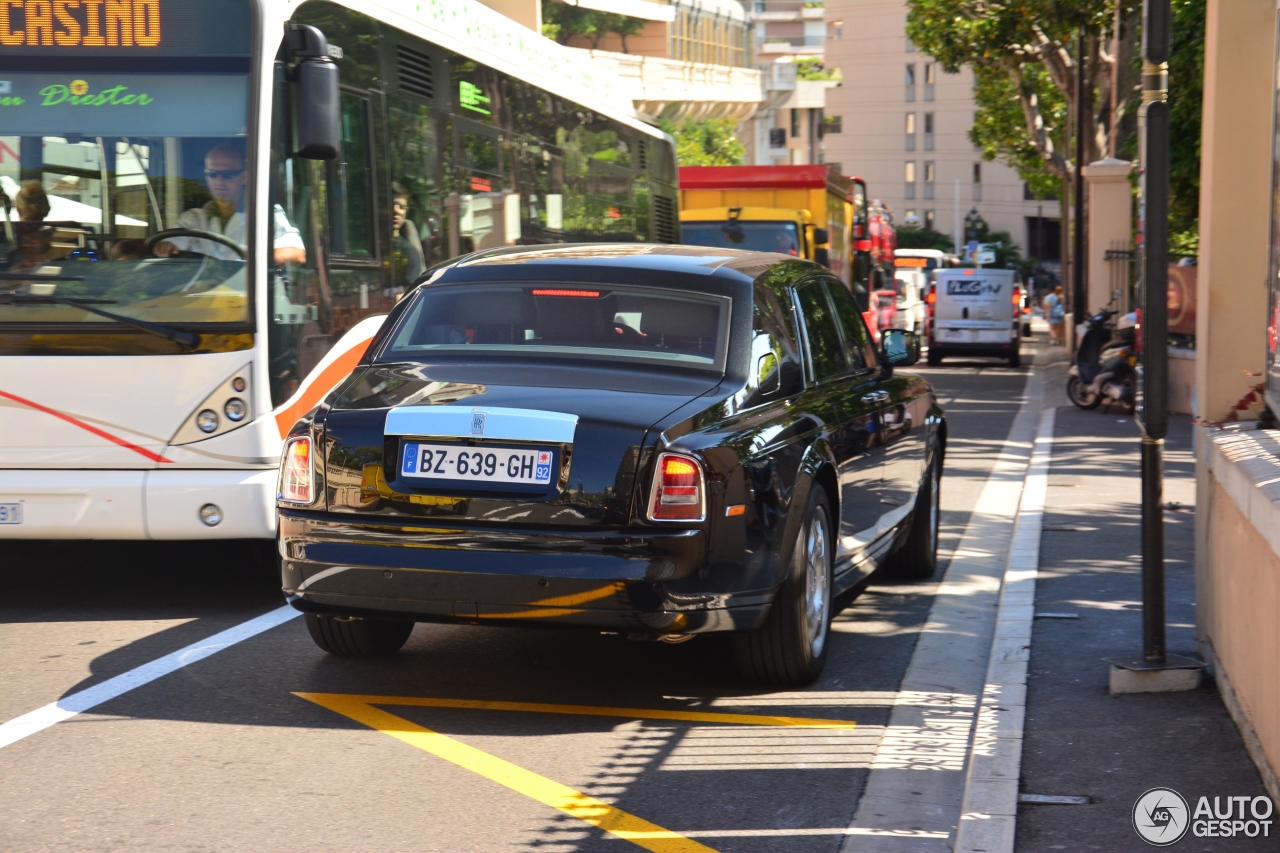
[928,268,1021,367]
[893,268,927,334]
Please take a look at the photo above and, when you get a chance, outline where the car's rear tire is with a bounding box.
[882,451,940,580]
[1009,348,1022,368]
[734,488,833,685]
[305,613,414,657]
[927,346,942,366]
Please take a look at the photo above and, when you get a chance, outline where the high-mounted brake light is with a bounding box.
[532,289,601,298]
[278,437,313,504]
[648,452,706,522]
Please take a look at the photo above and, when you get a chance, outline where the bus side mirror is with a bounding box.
[813,227,829,245]
[288,24,340,160]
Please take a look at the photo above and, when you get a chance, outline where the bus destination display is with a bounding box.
[0,0,249,56]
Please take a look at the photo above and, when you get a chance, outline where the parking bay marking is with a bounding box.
[296,693,858,853]
[0,604,302,750]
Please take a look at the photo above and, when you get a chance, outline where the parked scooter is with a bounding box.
[1067,307,1138,412]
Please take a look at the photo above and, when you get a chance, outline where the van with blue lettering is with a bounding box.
[927,268,1021,367]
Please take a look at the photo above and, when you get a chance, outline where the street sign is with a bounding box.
[976,250,996,264]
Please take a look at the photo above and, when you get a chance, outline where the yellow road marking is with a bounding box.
[295,693,857,729]
[297,692,720,853]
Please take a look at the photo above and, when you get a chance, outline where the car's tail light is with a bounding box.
[926,290,936,305]
[648,452,705,522]
[1013,290,1021,317]
[279,437,314,504]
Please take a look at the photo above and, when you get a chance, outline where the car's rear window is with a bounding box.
[378,285,730,371]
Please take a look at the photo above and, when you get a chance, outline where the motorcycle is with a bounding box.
[1067,308,1137,413]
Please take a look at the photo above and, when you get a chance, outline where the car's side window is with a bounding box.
[824,279,879,372]
[740,298,800,407]
[794,280,848,382]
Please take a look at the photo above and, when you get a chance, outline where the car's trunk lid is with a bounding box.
[320,362,720,528]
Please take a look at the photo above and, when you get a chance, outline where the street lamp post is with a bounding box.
[963,207,985,262]
[1105,0,1205,692]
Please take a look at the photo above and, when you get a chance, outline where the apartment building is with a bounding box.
[742,0,837,165]
[821,0,1060,262]
[482,0,763,122]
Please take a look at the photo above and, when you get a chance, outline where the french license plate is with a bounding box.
[401,442,554,485]
[940,329,970,342]
[0,503,23,524]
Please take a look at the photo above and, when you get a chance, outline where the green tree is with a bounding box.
[906,1,1137,184]
[795,57,841,82]
[908,0,1206,250]
[658,117,746,166]
[895,225,953,252]
[542,3,598,45]
[1167,0,1205,254]
[541,4,648,52]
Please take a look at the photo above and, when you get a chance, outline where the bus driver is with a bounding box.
[153,143,306,266]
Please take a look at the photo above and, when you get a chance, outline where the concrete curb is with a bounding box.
[952,407,1055,853]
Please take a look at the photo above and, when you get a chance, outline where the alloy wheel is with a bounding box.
[803,509,831,657]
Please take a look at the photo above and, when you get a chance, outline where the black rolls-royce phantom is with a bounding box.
[277,245,945,684]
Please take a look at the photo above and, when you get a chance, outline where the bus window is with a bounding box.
[329,92,374,259]
[269,67,391,405]
[0,0,256,356]
[386,98,445,270]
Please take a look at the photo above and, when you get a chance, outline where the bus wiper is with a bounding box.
[0,279,201,349]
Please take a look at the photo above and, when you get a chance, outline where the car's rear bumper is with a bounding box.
[279,510,774,633]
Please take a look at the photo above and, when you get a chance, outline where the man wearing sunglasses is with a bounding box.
[153,143,306,265]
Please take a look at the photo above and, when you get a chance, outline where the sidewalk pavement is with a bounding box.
[1013,383,1275,849]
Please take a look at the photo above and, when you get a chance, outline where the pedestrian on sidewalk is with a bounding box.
[1044,285,1065,345]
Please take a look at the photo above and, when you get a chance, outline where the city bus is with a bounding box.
[0,0,679,540]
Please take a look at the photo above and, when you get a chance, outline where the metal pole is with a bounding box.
[1073,29,1088,332]
[1141,437,1166,661]
[1138,0,1171,664]
[954,177,961,254]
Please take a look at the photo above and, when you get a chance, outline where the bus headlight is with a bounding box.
[196,409,220,433]
[170,366,253,445]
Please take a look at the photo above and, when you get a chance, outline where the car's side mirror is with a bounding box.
[288,24,340,160]
[881,329,920,367]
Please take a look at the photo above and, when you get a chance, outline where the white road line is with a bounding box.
[953,407,1055,853]
[0,603,301,750]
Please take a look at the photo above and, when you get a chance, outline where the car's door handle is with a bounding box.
[861,390,889,404]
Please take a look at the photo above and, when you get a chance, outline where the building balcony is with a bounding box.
[759,42,824,56]
[753,7,824,21]
[573,48,765,120]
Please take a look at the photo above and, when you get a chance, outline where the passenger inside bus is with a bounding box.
[390,183,425,291]
[153,143,306,266]
[5,181,54,271]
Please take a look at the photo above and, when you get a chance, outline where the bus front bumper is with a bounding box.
[0,468,277,539]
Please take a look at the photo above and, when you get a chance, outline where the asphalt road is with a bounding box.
[0,355,1031,853]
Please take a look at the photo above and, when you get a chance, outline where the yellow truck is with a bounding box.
[677,165,885,335]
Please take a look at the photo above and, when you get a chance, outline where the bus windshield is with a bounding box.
[0,1,257,332]
[681,221,802,255]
